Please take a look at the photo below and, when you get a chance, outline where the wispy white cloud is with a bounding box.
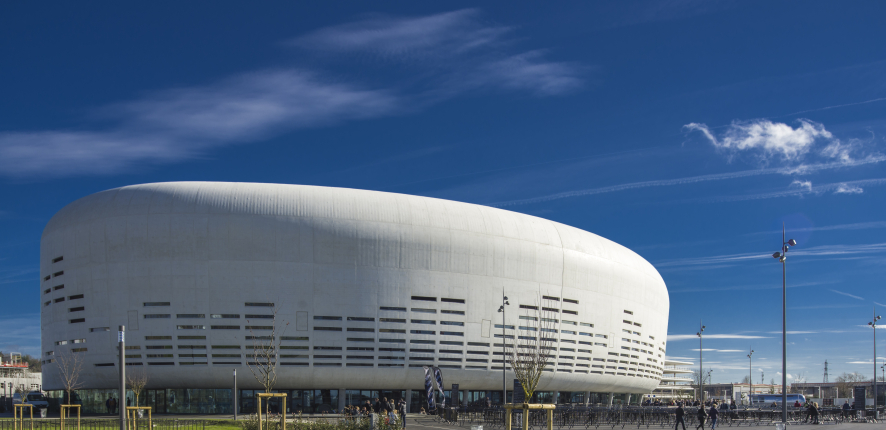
[748,221,886,236]
[0,314,41,357]
[668,334,771,341]
[685,119,833,163]
[784,96,886,117]
[707,178,886,202]
[691,349,745,352]
[489,157,885,207]
[831,289,865,301]
[656,242,886,269]
[0,10,582,178]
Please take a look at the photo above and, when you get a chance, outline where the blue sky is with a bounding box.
[2,1,886,385]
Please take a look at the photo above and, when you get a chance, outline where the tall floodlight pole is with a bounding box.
[118,326,126,430]
[772,224,797,424]
[869,310,881,409]
[748,348,754,401]
[497,293,509,405]
[697,323,705,403]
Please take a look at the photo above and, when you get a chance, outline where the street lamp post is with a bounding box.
[497,294,509,405]
[772,224,797,424]
[697,323,705,403]
[869,310,881,410]
[748,348,754,402]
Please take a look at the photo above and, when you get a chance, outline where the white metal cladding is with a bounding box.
[39,182,669,393]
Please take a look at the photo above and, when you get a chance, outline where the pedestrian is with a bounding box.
[380,397,393,422]
[842,400,851,421]
[674,404,686,430]
[373,398,382,414]
[106,397,112,415]
[397,399,407,429]
[810,402,820,425]
[708,403,719,430]
[695,405,707,430]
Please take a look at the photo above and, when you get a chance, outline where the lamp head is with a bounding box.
[498,306,503,313]
[772,252,781,259]
[878,316,882,321]
[787,239,797,247]
[702,325,706,330]
[870,322,874,326]
[503,296,509,301]
[504,300,510,305]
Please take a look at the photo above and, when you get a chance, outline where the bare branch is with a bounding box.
[126,367,149,406]
[508,297,556,402]
[55,349,84,405]
[246,305,289,395]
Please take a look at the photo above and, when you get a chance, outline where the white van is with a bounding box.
[12,392,50,409]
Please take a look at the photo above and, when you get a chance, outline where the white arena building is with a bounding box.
[40,182,669,414]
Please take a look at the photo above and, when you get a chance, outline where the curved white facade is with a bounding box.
[40,182,668,395]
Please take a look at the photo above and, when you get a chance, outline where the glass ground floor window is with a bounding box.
[239,389,339,414]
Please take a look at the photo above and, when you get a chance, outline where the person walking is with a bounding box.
[842,400,851,421]
[810,402,820,425]
[708,403,719,430]
[106,397,113,415]
[695,404,707,430]
[674,404,686,430]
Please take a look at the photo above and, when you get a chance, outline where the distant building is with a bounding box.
[650,359,693,401]
[0,358,42,396]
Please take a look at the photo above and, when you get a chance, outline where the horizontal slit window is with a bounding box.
[441,331,464,337]
[563,298,579,304]
[411,308,436,314]
[379,338,406,344]
[176,325,205,330]
[347,328,374,332]
[441,298,465,304]
[440,321,464,326]
[313,327,342,331]
[52,256,64,263]
[347,347,374,351]
[246,336,273,340]
[542,296,560,301]
[379,307,406,312]
[440,341,463,345]
[519,305,537,310]
[563,310,577,315]
[144,314,171,319]
[68,294,84,300]
[54,297,65,303]
[347,317,374,322]
[177,336,206,340]
[212,345,241,349]
[94,363,114,367]
[380,328,406,333]
[542,307,559,313]
[44,289,51,295]
[211,326,240,330]
[69,318,85,323]
[245,302,274,307]
[146,345,173,350]
[69,307,85,312]
[411,296,436,302]
[144,302,170,307]
[441,310,464,315]
[211,314,240,319]
[177,314,205,319]
[347,338,374,342]
[281,336,308,341]
[411,319,435,325]
[54,285,64,291]
[145,336,172,340]
[245,326,273,330]
[410,330,435,335]
[90,327,110,332]
[53,271,64,277]
[380,318,405,323]
[313,316,341,321]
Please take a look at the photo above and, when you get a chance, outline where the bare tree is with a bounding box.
[741,375,751,384]
[55,350,84,405]
[691,369,713,400]
[507,298,556,403]
[246,305,289,414]
[835,372,866,398]
[126,367,149,407]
